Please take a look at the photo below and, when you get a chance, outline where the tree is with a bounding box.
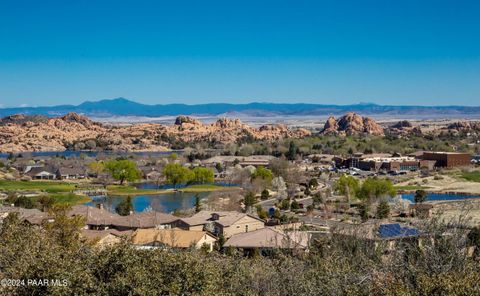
[269,158,290,180]
[414,189,428,203]
[334,174,360,202]
[359,202,370,222]
[286,141,298,160]
[467,227,480,257]
[88,161,105,177]
[116,196,133,216]
[105,159,141,185]
[290,200,300,210]
[215,162,223,173]
[251,166,273,182]
[169,152,178,162]
[272,208,281,219]
[216,234,226,251]
[272,176,287,199]
[304,187,311,196]
[308,178,319,189]
[261,189,270,200]
[278,199,290,210]
[357,177,397,201]
[255,205,268,220]
[163,163,194,189]
[44,204,85,249]
[192,167,214,184]
[14,195,37,209]
[38,195,55,212]
[243,191,257,209]
[376,199,390,219]
[312,192,324,207]
[195,195,202,213]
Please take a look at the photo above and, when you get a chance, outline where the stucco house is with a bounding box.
[131,228,217,251]
[177,210,265,238]
[224,227,310,252]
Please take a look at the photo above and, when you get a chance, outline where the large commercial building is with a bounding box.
[421,152,471,168]
[334,153,436,172]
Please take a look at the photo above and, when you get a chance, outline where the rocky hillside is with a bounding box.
[446,121,480,131]
[0,113,311,153]
[320,112,384,136]
[387,120,422,136]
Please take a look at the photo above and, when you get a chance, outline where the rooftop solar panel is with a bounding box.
[378,224,419,239]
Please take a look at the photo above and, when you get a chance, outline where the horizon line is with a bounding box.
[1,97,480,109]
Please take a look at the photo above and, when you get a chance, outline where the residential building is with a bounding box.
[69,205,179,231]
[80,229,131,248]
[56,167,86,179]
[224,227,310,252]
[131,228,217,251]
[202,155,276,168]
[0,206,52,225]
[177,211,265,238]
[25,165,57,180]
[333,221,422,250]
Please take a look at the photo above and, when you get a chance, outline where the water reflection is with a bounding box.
[86,191,210,213]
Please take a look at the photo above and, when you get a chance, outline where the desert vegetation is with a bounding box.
[1,208,479,295]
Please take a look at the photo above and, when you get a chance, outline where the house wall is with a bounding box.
[221,216,265,238]
[195,234,217,251]
[189,225,205,232]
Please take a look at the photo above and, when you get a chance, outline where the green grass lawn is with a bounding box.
[45,193,92,205]
[0,180,76,193]
[106,185,168,196]
[460,171,480,182]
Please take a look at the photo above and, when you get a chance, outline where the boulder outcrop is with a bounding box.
[447,121,480,131]
[0,113,311,153]
[320,112,384,136]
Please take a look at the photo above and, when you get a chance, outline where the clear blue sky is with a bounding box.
[0,0,479,107]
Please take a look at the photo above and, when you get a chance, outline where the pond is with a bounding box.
[401,193,480,202]
[85,191,210,213]
[135,182,237,190]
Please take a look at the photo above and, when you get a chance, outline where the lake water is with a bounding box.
[401,193,480,202]
[85,191,210,213]
[135,182,237,190]
[0,150,181,158]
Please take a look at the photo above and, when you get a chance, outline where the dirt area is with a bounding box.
[431,200,480,228]
[396,174,480,195]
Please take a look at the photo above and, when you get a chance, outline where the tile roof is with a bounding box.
[180,210,261,227]
[132,228,215,248]
[224,228,310,249]
[110,211,178,228]
[70,205,178,228]
[80,229,132,240]
[0,206,50,225]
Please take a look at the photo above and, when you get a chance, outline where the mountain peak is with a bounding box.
[78,97,137,106]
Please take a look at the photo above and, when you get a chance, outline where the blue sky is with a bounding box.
[0,0,479,107]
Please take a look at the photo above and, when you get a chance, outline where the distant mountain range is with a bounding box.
[1,98,480,118]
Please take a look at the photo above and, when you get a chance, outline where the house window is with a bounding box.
[245,225,249,232]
